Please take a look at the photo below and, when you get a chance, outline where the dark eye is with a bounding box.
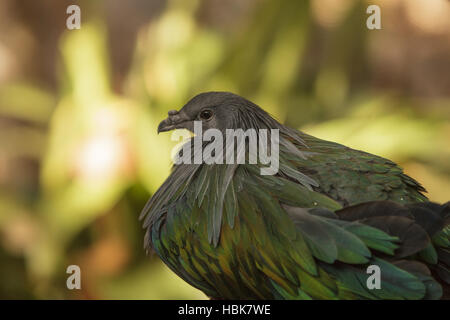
[199,110,213,120]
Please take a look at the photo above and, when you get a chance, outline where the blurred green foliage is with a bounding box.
[0,0,449,299]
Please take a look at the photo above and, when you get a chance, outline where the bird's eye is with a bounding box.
[199,110,213,120]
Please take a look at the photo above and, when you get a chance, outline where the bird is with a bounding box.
[141,91,450,300]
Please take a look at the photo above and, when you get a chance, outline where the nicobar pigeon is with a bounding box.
[141,92,450,300]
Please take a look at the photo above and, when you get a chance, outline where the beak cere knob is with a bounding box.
[157,109,183,133]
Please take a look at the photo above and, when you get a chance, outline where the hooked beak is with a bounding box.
[157,110,189,133]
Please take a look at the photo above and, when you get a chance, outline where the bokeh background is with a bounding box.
[0,0,449,299]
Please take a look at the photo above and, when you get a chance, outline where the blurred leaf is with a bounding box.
[0,83,55,125]
[99,261,206,300]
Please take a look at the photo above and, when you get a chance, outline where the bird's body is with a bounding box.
[141,92,450,299]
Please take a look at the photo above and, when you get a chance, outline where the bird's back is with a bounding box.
[292,132,428,206]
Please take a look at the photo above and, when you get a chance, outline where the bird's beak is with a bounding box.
[157,110,189,133]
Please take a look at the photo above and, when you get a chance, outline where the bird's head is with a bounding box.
[157,91,282,134]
